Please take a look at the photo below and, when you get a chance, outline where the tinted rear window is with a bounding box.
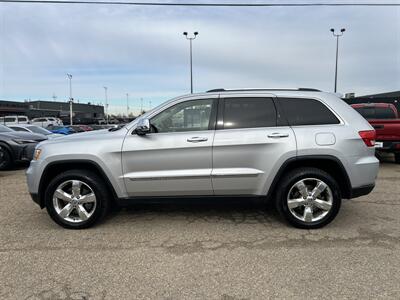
[223,98,277,129]
[354,107,396,119]
[279,98,340,126]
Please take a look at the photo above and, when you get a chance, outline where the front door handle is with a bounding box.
[268,132,289,138]
[187,137,208,143]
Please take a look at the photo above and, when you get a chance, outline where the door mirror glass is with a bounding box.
[135,118,151,135]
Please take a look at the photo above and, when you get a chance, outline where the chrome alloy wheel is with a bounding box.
[53,180,97,223]
[287,178,333,223]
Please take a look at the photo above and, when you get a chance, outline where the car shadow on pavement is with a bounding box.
[107,198,284,227]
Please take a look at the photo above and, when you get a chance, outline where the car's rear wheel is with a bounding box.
[45,170,110,229]
[0,145,12,170]
[275,167,341,229]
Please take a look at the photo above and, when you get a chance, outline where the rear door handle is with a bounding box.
[268,132,289,138]
[187,137,208,143]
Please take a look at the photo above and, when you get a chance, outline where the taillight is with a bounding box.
[359,130,376,147]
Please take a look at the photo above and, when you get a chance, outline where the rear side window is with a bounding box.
[223,97,276,129]
[279,98,340,126]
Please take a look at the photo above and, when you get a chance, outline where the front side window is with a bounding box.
[222,97,277,129]
[151,99,215,133]
[279,98,340,126]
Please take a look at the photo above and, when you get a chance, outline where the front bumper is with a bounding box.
[10,142,38,163]
[29,192,43,208]
[350,184,375,199]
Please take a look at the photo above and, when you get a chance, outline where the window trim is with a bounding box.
[216,96,279,130]
[277,96,344,127]
[140,98,219,135]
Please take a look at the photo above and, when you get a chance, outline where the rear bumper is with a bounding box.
[350,184,375,199]
[376,141,400,153]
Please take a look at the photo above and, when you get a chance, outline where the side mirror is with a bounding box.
[135,118,150,135]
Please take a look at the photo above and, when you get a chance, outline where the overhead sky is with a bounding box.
[0,1,399,115]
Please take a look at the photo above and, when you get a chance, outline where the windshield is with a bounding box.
[27,126,51,135]
[0,125,13,132]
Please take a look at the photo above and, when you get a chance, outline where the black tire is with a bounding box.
[45,169,111,229]
[394,153,400,164]
[0,145,13,170]
[275,167,341,229]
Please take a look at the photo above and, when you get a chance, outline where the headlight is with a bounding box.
[12,139,37,144]
[33,149,42,161]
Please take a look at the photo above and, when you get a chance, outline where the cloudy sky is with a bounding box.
[0,1,399,114]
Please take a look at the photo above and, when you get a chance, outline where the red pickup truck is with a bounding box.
[351,103,400,163]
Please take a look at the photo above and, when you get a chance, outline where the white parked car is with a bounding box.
[0,115,29,125]
[8,124,63,139]
[31,117,63,128]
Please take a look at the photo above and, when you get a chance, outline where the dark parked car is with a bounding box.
[0,125,47,170]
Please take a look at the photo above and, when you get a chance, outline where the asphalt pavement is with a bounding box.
[0,157,399,299]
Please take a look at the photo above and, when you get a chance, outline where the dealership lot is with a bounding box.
[0,158,399,299]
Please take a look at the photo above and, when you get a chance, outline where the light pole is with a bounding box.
[67,74,73,125]
[126,93,130,118]
[140,98,143,114]
[330,28,346,93]
[183,31,198,94]
[103,86,109,124]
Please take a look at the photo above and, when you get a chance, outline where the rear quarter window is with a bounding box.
[279,98,340,126]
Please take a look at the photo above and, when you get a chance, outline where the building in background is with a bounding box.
[0,99,104,124]
[0,100,27,116]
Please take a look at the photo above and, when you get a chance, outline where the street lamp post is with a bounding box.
[330,28,346,93]
[126,93,130,118]
[103,86,109,124]
[183,31,198,94]
[67,74,73,125]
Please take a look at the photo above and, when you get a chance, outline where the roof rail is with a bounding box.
[206,88,321,93]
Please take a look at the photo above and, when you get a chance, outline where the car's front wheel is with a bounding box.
[394,153,400,164]
[0,145,12,170]
[275,167,341,229]
[45,170,110,229]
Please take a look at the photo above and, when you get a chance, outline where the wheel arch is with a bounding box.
[266,155,352,200]
[38,160,118,208]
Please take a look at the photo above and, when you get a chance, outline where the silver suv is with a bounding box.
[26,88,379,229]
